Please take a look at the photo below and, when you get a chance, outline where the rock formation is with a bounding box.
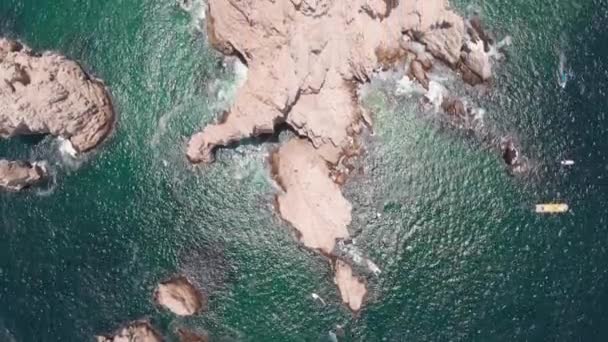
[187,0,495,311]
[0,39,114,152]
[0,37,114,191]
[272,139,352,255]
[0,38,114,152]
[154,276,205,316]
[0,160,46,191]
[334,260,367,312]
[95,320,163,342]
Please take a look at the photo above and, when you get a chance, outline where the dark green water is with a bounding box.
[1,0,607,341]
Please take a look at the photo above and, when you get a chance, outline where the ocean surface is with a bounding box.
[1,0,607,341]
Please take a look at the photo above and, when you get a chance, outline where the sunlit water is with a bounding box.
[1,0,607,341]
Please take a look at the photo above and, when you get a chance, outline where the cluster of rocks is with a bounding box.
[96,276,208,342]
[96,321,163,342]
[0,38,114,191]
[184,0,505,312]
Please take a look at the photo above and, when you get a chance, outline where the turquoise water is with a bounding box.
[1,0,607,341]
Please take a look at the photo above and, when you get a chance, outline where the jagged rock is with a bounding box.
[415,2,466,66]
[154,276,205,316]
[0,160,46,191]
[0,37,114,153]
[95,321,163,342]
[462,39,492,81]
[441,97,467,118]
[458,62,484,86]
[501,138,519,166]
[409,60,429,89]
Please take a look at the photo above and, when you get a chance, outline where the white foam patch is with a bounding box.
[395,75,425,97]
[33,161,57,197]
[425,80,448,112]
[56,137,88,169]
[179,0,207,32]
[58,137,78,158]
[337,241,382,276]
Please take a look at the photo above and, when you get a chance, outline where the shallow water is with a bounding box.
[1,0,608,341]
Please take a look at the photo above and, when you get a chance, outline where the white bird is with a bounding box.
[561,160,575,166]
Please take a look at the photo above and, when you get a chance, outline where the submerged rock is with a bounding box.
[0,37,114,153]
[441,97,467,118]
[95,320,163,342]
[0,160,46,191]
[154,276,205,316]
[501,138,519,166]
[176,328,209,342]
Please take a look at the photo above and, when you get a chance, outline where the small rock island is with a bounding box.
[0,38,114,191]
[154,276,205,316]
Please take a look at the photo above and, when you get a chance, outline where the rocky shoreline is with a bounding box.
[0,38,114,191]
[185,0,500,312]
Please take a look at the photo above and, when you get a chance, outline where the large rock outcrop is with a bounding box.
[187,0,492,311]
[0,160,46,191]
[96,321,163,342]
[154,276,205,316]
[0,38,114,152]
[0,38,114,191]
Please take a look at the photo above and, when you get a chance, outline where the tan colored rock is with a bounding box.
[409,60,429,90]
[334,259,367,312]
[0,160,46,191]
[154,276,204,316]
[462,39,492,81]
[95,321,163,342]
[186,0,480,313]
[272,138,351,255]
[0,38,114,153]
[187,0,468,164]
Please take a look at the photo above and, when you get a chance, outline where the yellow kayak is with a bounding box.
[535,203,569,214]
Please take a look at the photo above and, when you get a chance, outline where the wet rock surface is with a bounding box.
[95,321,163,342]
[0,159,46,191]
